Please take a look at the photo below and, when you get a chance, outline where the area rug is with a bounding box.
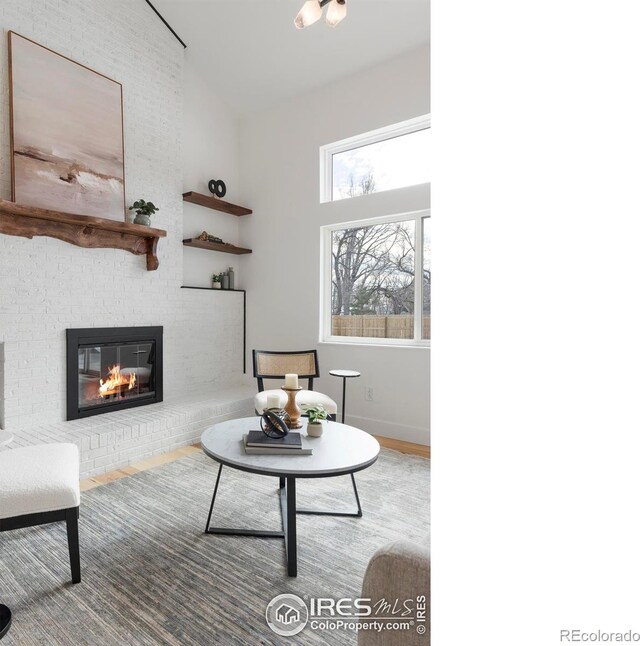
[0,448,429,645]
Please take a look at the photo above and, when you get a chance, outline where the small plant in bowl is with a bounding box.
[302,404,328,437]
[129,199,159,226]
[212,273,224,289]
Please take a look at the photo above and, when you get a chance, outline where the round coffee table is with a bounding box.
[201,417,380,577]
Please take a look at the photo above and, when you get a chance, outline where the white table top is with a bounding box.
[201,417,379,477]
[0,431,13,448]
[329,369,361,378]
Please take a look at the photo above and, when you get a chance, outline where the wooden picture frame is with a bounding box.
[8,31,126,220]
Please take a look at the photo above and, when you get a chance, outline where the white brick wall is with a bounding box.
[10,386,256,478]
[0,1,247,454]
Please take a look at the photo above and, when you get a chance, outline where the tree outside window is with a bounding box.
[330,210,429,342]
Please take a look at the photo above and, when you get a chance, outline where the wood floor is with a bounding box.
[80,435,429,492]
[80,445,201,492]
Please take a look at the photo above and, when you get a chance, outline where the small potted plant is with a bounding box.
[302,404,328,437]
[211,273,223,289]
[129,199,159,226]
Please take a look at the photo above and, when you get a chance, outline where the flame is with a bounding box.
[98,364,136,398]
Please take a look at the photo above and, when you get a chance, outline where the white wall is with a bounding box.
[240,45,430,445]
[182,57,247,289]
[0,0,245,432]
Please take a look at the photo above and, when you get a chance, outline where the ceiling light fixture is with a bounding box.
[294,0,347,29]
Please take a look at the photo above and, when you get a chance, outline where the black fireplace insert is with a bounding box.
[66,327,163,420]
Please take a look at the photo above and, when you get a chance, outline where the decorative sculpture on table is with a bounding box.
[260,409,291,438]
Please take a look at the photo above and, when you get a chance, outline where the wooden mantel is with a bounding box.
[0,199,167,270]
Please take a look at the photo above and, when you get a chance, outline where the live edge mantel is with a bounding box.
[0,199,167,271]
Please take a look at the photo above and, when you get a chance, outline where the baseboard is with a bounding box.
[343,414,430,446]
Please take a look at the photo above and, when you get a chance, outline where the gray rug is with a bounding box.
[0,448,429,645]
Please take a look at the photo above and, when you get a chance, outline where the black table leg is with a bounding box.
[204,463,224,533]
[280,477,297,577]
[205,464,284,538]
[296,472,363,517]
[297,373,364,516]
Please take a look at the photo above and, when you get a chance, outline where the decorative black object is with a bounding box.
[208,179,227,198]
[260,408,291,438]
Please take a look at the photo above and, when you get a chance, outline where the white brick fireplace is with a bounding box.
[0,0,253,476]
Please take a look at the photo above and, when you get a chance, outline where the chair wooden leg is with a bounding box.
[65,507,81,584]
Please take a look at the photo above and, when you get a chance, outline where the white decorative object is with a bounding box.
[307,422,323,437]
[266,394,281,410]
[284,373,299,389]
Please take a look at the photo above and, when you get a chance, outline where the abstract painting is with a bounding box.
[9,32,125,220]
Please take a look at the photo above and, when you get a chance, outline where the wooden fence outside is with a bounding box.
[332,315,431,340]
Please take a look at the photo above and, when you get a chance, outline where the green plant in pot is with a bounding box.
[211,273,224,289]
[302,404,328,437]
[129,199,159,226]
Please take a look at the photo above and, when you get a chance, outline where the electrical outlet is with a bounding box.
[365,387,374,401]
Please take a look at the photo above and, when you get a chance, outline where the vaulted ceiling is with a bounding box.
[151,0,429,114]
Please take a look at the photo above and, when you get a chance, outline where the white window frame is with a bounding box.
[320,209,430,347]
[319,114,430,203]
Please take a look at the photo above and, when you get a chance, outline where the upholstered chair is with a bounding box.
[0,443,81,584]
[252,349,337,419]
[359,541,430,645]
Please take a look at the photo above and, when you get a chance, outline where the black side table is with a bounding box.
[329,369,361,424]
[0,605,11,640]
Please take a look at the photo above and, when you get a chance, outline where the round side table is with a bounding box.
[0,432,13,640]
[329,369,361,424]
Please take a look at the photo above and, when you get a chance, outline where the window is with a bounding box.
[422,216,431,340]
[321,211,430,345]
[320,115,430,203]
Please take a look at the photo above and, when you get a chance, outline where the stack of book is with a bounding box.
[243,431,312,456]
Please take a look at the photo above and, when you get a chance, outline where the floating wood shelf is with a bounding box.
[182,191,252,216]
[181,286,246,292]
[182,238,252,255]
[0,199,167,270]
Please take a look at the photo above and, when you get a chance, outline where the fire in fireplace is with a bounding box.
[66,327,163,420]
